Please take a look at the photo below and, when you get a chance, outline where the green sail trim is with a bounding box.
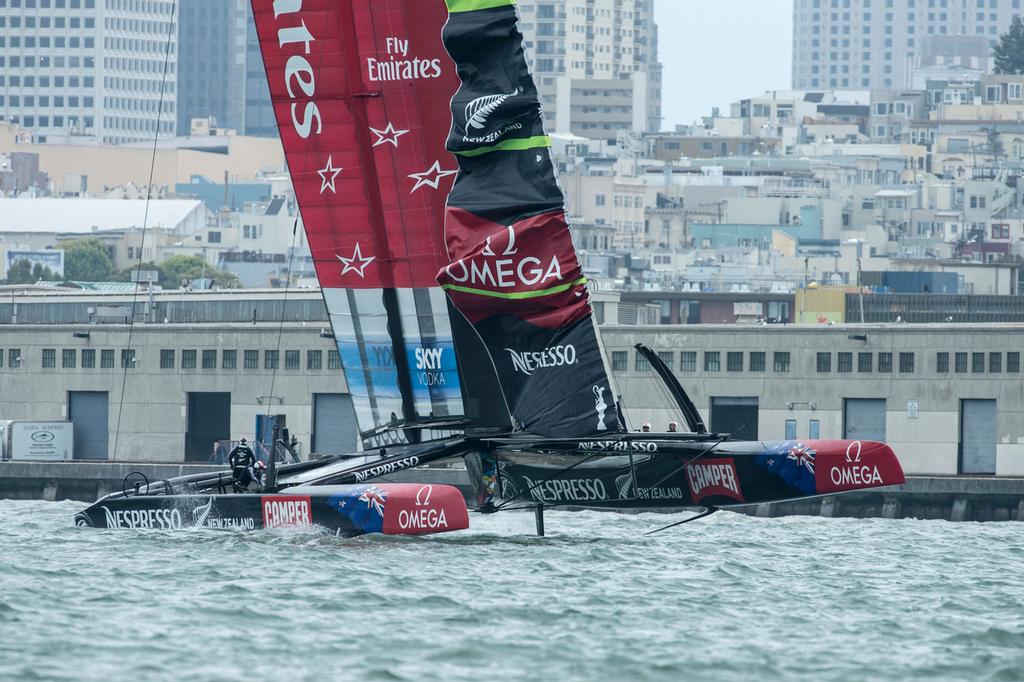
[442,276,588,300]
[445,0,515,13]
[454,135,551,158]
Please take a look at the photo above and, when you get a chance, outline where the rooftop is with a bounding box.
[0,198,205,234]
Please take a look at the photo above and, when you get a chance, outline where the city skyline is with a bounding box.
[655,0,793,128]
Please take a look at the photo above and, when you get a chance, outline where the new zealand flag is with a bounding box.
[328,485,390,534]
[755,441,817,495]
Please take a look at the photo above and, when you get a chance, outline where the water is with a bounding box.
[1,501,1022,682]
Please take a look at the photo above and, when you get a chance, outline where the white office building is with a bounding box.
[0,0,177,144]
[517,0,662,139]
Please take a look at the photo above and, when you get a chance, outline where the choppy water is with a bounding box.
[1,501,1023,682]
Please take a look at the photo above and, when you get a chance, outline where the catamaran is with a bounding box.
[75,0,905,536]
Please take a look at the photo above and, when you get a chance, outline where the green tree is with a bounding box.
[995,16,1024,74]
[63,239,114,281]
[159,255,240,289]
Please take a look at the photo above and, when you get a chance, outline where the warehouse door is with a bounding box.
[186,392,231,462]
[312,393,358,455]
[710,397,758,439]
[843,398,886,441]
[68,391,109,460]
[960,399,997,474]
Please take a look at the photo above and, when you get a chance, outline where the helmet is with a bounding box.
[668,421,678,429]
[641,422,652,431]
[240,437,247,445]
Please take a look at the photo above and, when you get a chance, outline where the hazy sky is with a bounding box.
[654,0,793,129]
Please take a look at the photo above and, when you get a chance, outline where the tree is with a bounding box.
[995,16,1024,74]
[63,239,114,281]
[159,255,240,289]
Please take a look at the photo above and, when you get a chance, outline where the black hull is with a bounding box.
[484,435,905,510]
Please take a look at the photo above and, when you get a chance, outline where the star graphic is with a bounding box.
[408,160,458,193]
[316,155,342,194]
[337,242,375,279]
[369,121,410,148]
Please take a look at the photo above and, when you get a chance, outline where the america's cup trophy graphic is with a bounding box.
[594,385,608,431]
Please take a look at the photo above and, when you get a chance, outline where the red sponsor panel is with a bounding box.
[249,0,460,290]
[438,208,591,328]
[261,495,313,529]
[686,458,745,503]
[810,440,906,494]
[380,484,470,535]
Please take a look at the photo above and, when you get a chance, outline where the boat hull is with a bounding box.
[488,438,905,509]
[75,483,469,537]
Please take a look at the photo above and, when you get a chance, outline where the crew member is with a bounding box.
[641,422,652,432]
[228,437,262,492]
[668,421,679,432]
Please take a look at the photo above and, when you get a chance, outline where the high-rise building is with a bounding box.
[175,0,274,137]
[793,0,1017,91]
[0,0,178,145]
[516,0,662,140]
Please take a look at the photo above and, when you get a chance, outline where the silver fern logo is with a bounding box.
[465,88,520,130]
[462,88,524,144]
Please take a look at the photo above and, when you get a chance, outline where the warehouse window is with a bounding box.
[1008,352,1021,373]
[81,349,95,368]
[838,352,853,373]
[704,351,720,372]
[181,350,197,369]
[989,352,1001,373]
[222,350,237,370]
[202,350,217,369]
[160,349,175,369]
[635,352,650,372]
[749,351,765,372]
[816,352,831,373]
[307,350,323,370]
[62,349,76,368]
[878,352,893,373]
[9,349,21,368]
[611,351,627,372]
[121,349,136,369]
[328,350,342,369]
[265,351,279,370]
[955,352,968,373]
[244,350,259,369]
[899,352,915,373]
[774,352,791,372]
[42,348,56,368]
[936,352,949,373]
[680,351,697,371]
[972,352,985,373]
[727,352,743,372]
[858,352,873,373]
[285,350,300,370]
[101,349,114,368]
[657,351,674,370]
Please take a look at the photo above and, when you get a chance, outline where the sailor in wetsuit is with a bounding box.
[228,438,263,492]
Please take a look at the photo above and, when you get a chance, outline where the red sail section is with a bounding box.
[250,0,460,289]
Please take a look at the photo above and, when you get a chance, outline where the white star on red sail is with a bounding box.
[369,122,410,148]
[337,242,375,278]
[408,160,458,193]
[317,155,343,194]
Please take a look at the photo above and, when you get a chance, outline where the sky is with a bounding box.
[654,0,794,129]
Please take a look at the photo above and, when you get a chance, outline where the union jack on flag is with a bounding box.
[787,443,816,474]
[358,485,389,517]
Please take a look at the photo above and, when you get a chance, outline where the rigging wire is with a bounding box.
[261,219,300,450]
[111,0,177,461]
